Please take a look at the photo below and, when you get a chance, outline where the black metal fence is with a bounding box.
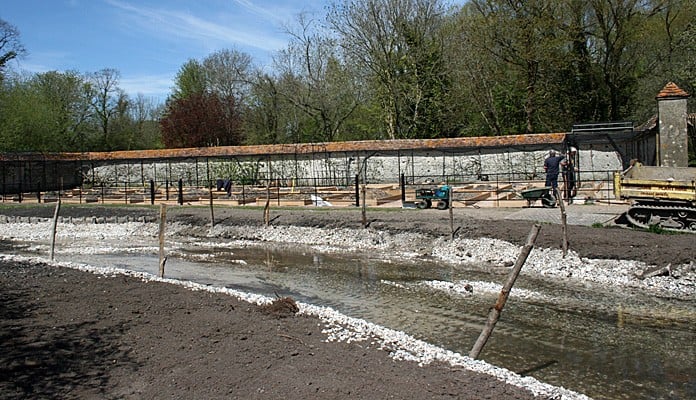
[0,167,621,208]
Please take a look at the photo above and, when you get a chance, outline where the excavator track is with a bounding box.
[626,203,696,233]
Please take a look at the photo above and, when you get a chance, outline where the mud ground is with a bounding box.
[0,260,539,399]
[0,203,693,399]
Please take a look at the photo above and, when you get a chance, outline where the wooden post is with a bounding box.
[49,199,61,261]
[555,187,569,257]
[209,180,215,228]
[469,223,541,360]
[158,204,167,278]
[264,182,271,226]
[361,183,367,228]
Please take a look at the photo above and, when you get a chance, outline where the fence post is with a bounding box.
[555,187,569,257]
[209,180,215,228]
[264,180,270,226]
[158,204,167,278]
[469,223,541,359]
[49,199,61,261]
[178,179,183,205]
[361,183,367,228]
[355,174,360,207]
[150,179,155,205]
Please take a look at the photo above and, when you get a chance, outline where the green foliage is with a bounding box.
[171,60,207,101]
[0,69,162,152]
[2,0,695,151]
[209,161,260,185]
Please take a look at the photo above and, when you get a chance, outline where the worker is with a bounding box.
[563,147,578,204]
[544,150,565,193]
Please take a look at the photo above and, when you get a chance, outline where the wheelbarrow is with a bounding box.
[520,187,556,208]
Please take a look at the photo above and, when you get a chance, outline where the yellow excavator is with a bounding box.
[614,162,696,232]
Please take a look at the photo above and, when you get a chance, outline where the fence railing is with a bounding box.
[0,170,622,208]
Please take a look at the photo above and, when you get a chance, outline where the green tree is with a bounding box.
[0,71,95,151]
[171,59,207,100]
[328,0,454,139]
[462,0,567,134]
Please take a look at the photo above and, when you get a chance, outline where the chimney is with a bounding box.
[656,82,690,167]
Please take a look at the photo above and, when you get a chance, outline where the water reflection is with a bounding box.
[13,239,696,400]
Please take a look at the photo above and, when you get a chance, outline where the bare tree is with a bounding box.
[202,49,253,105]
[274,13,360,142]
[90,68,126,150]
[0,19,26,78]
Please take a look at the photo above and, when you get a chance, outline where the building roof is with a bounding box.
[0,133,567,163]
[656,82,690,99]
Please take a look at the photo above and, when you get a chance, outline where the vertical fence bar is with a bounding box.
[400,173,405,206]
[150,179,155,205]
[354,174,360,207]
[178,178,183,205]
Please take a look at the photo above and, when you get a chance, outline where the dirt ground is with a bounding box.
[0,203,694,399]
[0,261,540,400]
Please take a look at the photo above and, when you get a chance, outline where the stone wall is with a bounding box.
[85,146,622,188]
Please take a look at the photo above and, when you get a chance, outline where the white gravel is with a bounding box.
[2,218,695,399]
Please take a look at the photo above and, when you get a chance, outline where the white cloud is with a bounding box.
[105,0,288,53]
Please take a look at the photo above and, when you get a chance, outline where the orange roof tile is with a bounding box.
[656,82,690,99]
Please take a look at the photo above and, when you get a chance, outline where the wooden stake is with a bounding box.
[361,184,367,228]
[49,199,61,261]
[264,184,271,226]
[209,181,215,228]
[158,204,167,278]
[469,223,541,360]
[555,187,569,257]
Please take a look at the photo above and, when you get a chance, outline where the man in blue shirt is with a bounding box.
[544,150,565,190]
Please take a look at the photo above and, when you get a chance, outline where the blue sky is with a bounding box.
[3,0,328,102]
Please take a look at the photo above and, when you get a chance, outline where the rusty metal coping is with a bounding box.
[0,133,567,162]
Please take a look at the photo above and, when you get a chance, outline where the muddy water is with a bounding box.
[13,239,696,400]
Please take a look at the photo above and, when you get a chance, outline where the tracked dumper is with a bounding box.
[614,163,696,232]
